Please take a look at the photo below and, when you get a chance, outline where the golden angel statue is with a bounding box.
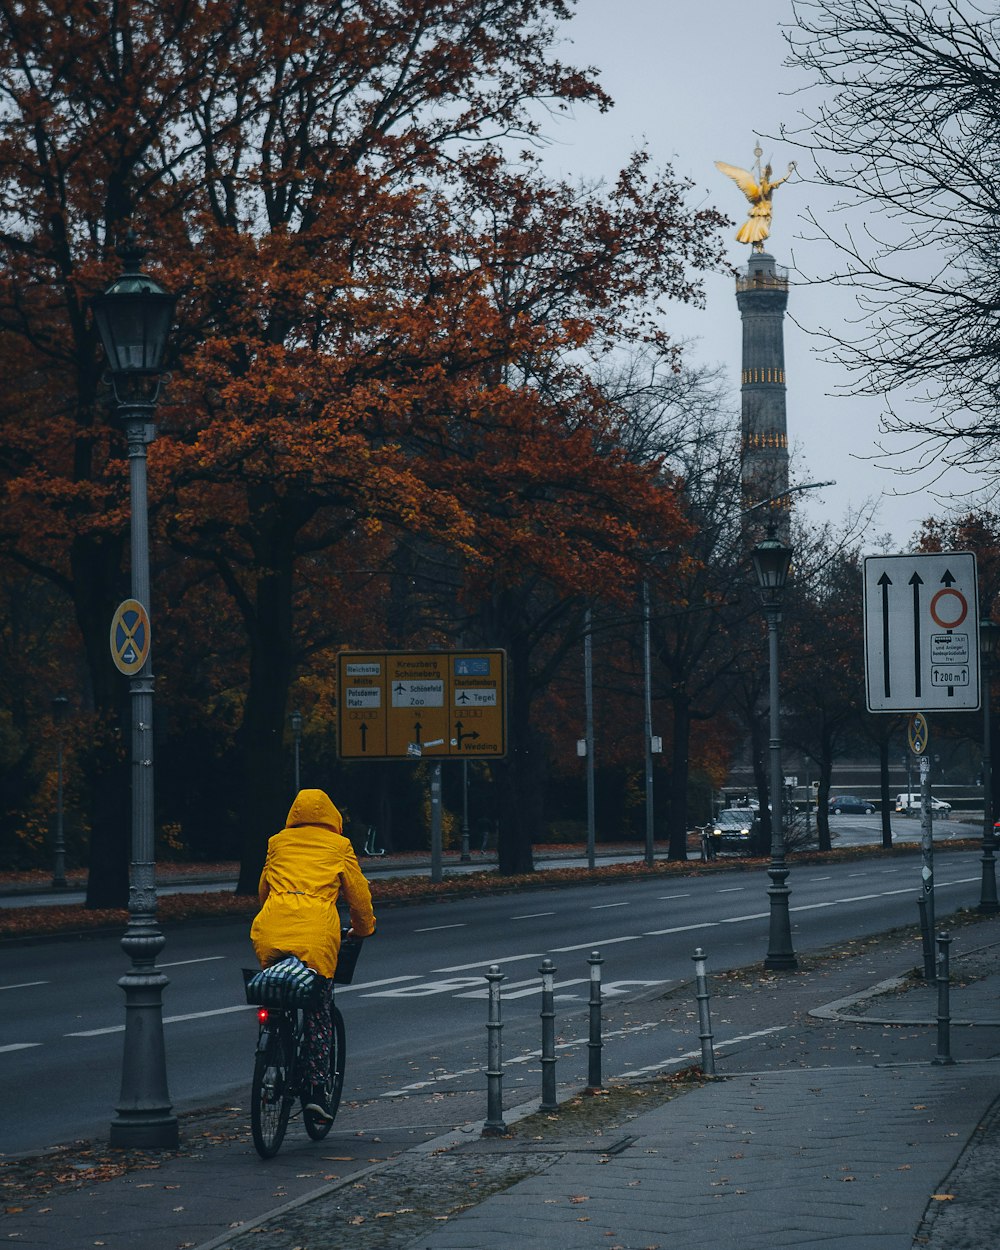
[715,144,796,250]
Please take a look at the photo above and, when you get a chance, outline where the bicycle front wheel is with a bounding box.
[303,1003,346,1140]
[251,1032,293,1159]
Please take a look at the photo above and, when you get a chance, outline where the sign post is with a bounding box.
[864,552,978,978]
[919,753,935,978]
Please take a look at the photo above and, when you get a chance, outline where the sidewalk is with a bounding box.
[0,845,669,902]
[4,915,1000,1248]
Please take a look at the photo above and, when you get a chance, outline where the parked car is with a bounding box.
[828,795,875,815]
[703,808,759,857]
[895,792,952,816]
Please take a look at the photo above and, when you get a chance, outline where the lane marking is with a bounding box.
[617,1026,788,1078]
[67,1004,254,1037]
[414,924,467,933]
[591,902,628,910]
[717,888,745,894]
[657,893,690,900]
[0,981,49,991]
[380,1023,660,1097]
[433,953,545,974]
[552,935,644,952]
[511,912,556,920]
[644,922,716,937]
[720,912,769,923]
[362,977,484,999]
[160,956,225,969]
[336,975,422,994]
[457,977,589,1000]
[0,1043,42,1053]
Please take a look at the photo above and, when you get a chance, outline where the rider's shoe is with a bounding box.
[304,1086,333,1120]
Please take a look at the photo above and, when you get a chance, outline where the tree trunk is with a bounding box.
[492,642,538,874]
[751,717,770,846]
[235,514,296,894]
[666,692,690,860]
[816,756,833,852]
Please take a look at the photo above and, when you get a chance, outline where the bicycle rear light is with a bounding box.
[257,1008,269,1024]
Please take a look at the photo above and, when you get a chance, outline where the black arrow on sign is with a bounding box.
[455,720,480,747]
[359,723,368,752]
[414,720,422,745]
[910,571,923,696]
[878,573,892,697]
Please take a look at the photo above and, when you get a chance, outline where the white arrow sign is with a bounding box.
[863,551,980,712]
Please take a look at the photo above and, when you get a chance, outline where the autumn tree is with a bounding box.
[0,1,730,895]
[782,538,868,850]
[583,356,753,858]
[786,0,1000,473]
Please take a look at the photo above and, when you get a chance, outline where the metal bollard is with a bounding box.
[692,947,716,1076]
[932,932,955,1067]
[539,958,558,1111]
[483,964,507,1134]
[586,949,603,1093]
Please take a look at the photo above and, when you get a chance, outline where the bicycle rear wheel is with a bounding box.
[251,1025,293,1158]
[303,1003,346,1140]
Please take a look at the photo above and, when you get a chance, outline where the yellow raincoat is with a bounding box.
[250,789,376,979]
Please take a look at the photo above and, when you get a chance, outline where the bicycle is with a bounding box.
[243,933,362,1159]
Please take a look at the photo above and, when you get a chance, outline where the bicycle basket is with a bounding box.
[333,935,363,986]
[244,955,325,1008]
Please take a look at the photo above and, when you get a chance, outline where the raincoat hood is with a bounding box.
[285,788,343,834]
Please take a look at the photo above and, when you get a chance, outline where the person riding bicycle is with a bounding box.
[250,788,376,1120]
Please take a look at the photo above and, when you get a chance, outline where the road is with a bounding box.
[1,841,988,1158]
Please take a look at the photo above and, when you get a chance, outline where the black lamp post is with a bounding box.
[979,618,1000,913]
[51,695,69,888]
[751,526,797,971]
[92,232,178,1149]
[290,709,303,793]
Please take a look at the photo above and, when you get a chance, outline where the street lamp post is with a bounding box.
[290,709,303,794]
[642,580,655,867]
[460,760,472,862]
[979,618,1000,913]
[92,232,178,1149]
[584,607,596,870]
[751,526,797,971]
[51,695,69,888]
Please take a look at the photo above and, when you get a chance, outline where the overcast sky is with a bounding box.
[539,0,983,549]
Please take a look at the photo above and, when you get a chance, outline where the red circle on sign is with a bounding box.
[930,587,967,630]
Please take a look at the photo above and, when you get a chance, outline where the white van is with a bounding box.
[895,792,952,816]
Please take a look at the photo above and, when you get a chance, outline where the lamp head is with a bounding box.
[91,231,176,387]
[751,524,793,607]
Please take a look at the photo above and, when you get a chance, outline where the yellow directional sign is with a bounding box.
[337,650,506,760]
[110,599,151,676]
